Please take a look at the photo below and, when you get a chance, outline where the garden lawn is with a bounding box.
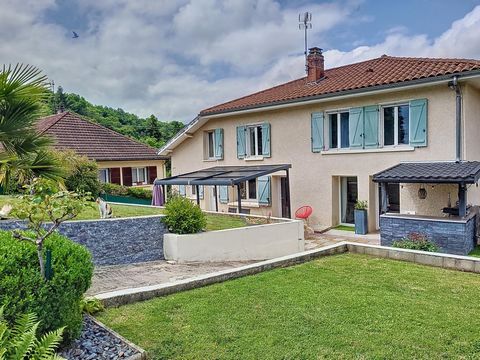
[98,253,480,360]
[0,195,245,230]
[0,195,163,220]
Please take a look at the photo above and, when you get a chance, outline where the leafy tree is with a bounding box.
[53,150,100,196]
[147,114,161,140]
[43,88,186,149]
[12,178,92,278]
[0,64,64,191]
[0,306,65,360]
[53,86,69,113]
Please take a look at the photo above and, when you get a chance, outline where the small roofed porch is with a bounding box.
[154,164,292,218]
[373,161,480,255]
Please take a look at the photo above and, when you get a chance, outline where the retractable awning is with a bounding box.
[155,164,292,218]
[155,164,291,186]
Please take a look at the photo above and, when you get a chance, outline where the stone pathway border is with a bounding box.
[96,242,480,307]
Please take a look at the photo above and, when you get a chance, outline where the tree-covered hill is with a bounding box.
[46,86,185,149]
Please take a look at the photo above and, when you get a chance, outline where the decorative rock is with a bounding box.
[60,316,141,360]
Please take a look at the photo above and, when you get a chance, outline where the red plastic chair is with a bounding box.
[295,206,313,220]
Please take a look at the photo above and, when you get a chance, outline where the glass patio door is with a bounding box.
[340,177,358,224]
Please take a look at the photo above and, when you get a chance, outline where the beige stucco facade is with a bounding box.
[170,80,480,231]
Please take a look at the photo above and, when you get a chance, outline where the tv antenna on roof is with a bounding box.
[299,12,312,73]
[299,12,312,54]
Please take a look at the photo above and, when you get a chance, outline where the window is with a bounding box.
[206,131,215,159]
[328,112,349,149]
[246,125,263,157]
[98,169,110,183]
[191,185,196,196]
[132,167,147,185]
[239,179,257,200]
[383,104,409,146]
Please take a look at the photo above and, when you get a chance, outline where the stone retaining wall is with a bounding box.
[0,215,166,266]
[380,213,476,255]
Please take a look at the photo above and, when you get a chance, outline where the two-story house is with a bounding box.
[158,48,480,233]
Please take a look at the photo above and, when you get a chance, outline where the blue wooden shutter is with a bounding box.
[258,176,271,205]
[179,185,186,196]
[363,105,379,148]
[349,107,364,148]
[236,125,246,159]
[409,99,428,147]
[311,112,324,152]
[199,185,204,199]
[219,186,228,203]
[214,128,224,159]
[261,123,271,157]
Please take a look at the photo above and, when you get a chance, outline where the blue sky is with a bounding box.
[1,0,480,122]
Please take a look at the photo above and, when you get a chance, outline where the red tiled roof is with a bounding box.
[200,55,480,115]
[37,112,164,161]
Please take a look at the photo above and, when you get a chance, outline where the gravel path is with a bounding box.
[60,316,140,360]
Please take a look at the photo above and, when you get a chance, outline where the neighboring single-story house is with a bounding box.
[38,111,167,187]
[158,47,480,252]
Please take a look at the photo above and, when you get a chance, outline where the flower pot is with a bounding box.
[354,209,368,235]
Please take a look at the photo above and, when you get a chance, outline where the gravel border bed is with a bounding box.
[60,315,145,360]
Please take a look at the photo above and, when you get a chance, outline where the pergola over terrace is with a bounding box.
[373,161,480,217]
[373,161,480,255]
[155,164,292,218]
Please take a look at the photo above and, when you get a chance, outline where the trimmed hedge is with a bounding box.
[100,183,152,200]
[0,230,93,343]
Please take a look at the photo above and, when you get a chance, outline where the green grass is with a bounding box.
[469,246,480,258]
[97,253,480,359]
[333,224,355,232]
[205,214,247,231]
[0,195,245,231]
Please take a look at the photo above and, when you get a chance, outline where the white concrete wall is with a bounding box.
[163,219,305,262]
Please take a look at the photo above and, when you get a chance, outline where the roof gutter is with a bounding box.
[201,70,480,119]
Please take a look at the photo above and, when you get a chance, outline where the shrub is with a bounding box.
[392,232,439,252]
[54,150,101,197]
[100,183,152,200]
[125,186,152,200]
[354,200,368,210]
[163,195,206,234]
[0,306,64,359]
[0,230,93,343]
[80,297,104,315]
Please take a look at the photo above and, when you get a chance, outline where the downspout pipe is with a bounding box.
[449,76,462,162]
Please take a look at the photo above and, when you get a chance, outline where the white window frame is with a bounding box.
[204,130,216,160]
[98,168,110,183]
[327,110,349,150]
[132,167,147,185]
[380,103,410,147]
[245,124,263,158]
[240,179,257,201]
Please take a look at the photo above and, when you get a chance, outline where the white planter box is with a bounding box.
[164,220,305,263]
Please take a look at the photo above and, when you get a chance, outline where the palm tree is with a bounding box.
[0,64,63,191]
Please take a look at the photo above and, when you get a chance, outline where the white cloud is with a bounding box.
[0,1,479,122]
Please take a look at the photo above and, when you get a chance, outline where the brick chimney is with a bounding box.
[306,47,324,82]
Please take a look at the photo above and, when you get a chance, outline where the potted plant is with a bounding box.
[354,200,368,235]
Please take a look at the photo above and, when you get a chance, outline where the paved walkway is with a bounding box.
[305,229,380,250]
[89,260,254,296]
[89,229,380,296]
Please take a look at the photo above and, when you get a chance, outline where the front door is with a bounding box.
[280,177,289,218]
[340,177,358,224]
